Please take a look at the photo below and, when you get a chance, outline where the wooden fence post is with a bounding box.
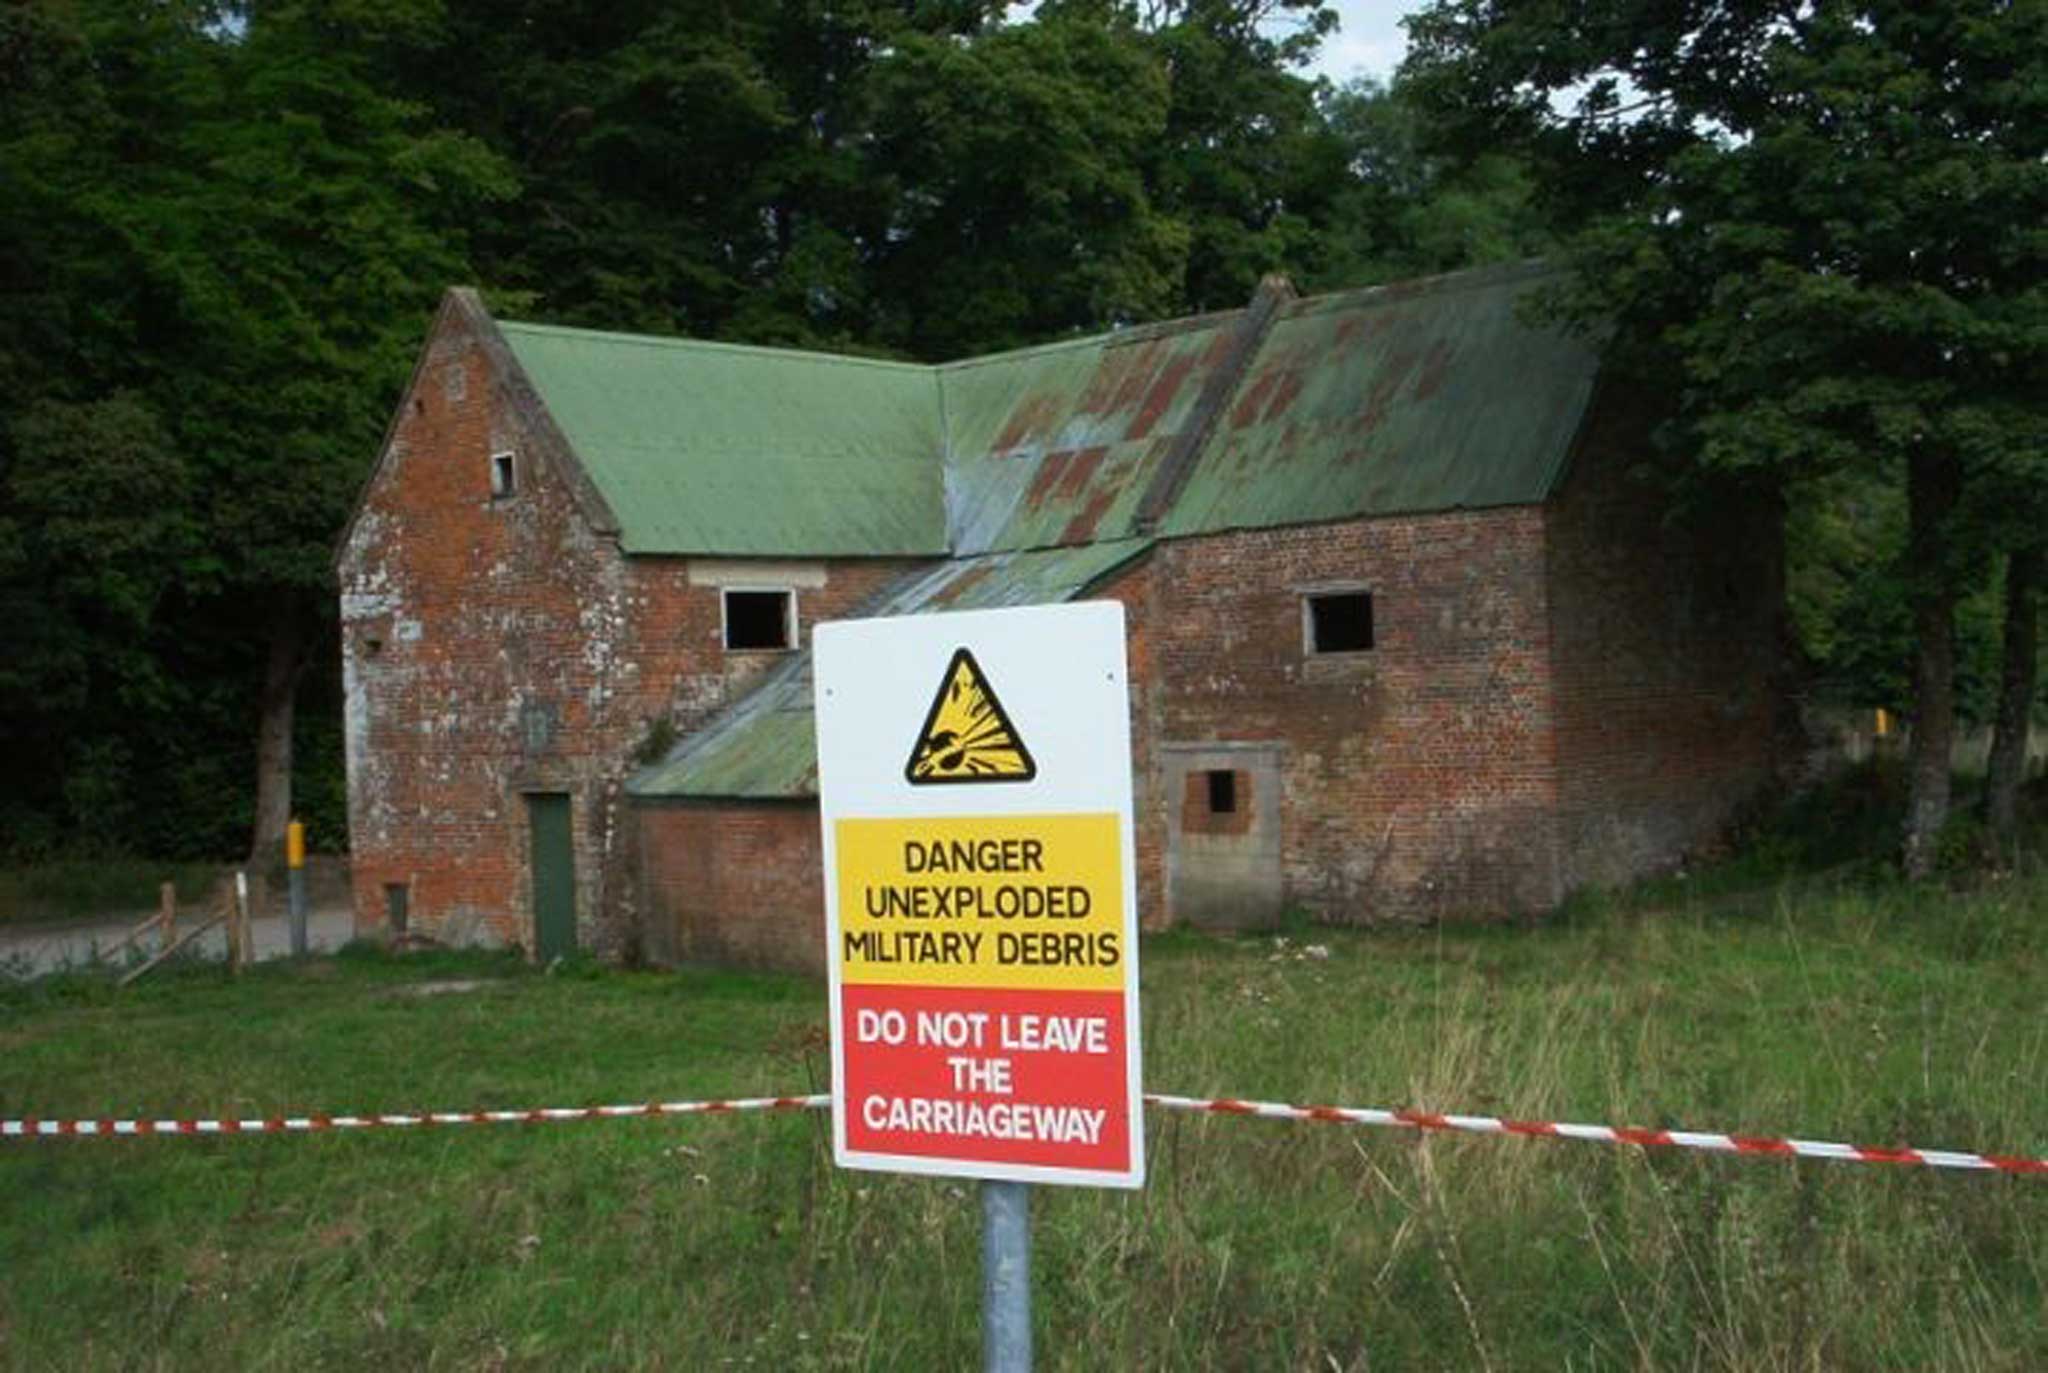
[232,870,249,974]
[158,882,176,954]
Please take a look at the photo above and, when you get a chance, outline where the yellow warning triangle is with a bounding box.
[904,648,1037,785]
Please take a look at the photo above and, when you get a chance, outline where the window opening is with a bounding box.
[384,883,409,935]
[1206,769,1238,815]
[490,451,516,498]
[1308,591,1374,654]
[724,589,793,651]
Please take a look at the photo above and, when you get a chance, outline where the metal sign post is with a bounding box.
[982,1180,1031,1371]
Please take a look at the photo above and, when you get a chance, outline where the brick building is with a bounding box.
[336,262,1782,969]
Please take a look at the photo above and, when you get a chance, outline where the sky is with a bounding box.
[1300,1,1428,88]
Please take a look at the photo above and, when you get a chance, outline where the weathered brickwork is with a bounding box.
[1148,511,1562,925]
[343,298,1781,968]
[636,802,827,971]
[338,297,916,956]
[1544,404,1782,889]
[627,557,1162,968]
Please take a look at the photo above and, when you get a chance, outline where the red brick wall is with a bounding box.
[338,300,920,956]
[1087,559,1166,928]
[627,556,1163,971]
[1149,511,1563,924]
[635,802,828,972]
[343,306,1777,962]
[1544,399,1782,888]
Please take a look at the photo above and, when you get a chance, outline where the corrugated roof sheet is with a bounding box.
[499,323,947,556]
[491,263,1594,560]
[1158,263,1600,536]
[627,539,1152,799]
[935,311,1243,553]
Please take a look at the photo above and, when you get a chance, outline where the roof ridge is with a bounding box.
[498,320,935,374]
[936,309,1243,374]
[1286,258,1561,316]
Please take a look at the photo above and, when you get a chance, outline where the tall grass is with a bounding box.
[1,867,2043,1366]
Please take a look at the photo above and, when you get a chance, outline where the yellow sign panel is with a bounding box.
[905,648,1036,784]
[836,813,1123,991]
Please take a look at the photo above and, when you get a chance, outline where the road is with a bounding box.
[1,899,359,979]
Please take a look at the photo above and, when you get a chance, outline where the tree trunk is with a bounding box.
[249,598,308,866]
[1983,545,2041,851]
[1901,451,1962,879]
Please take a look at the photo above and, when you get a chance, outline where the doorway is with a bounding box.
[526,792,577,960]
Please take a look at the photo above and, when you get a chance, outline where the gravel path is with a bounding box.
[1,900,359,979]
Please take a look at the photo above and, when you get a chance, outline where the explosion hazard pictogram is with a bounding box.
[905,648,1036,784]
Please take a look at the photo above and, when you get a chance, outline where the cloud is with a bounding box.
[1302,1,1419,85]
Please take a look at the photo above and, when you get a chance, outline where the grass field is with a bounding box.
[2,847,2045,1366]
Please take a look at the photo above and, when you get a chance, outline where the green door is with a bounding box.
[527,793,577,961]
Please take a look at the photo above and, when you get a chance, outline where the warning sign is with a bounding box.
[815,603,1143,1188]
[905,648,1036,784]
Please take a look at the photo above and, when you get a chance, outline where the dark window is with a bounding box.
[383,883,409,934]
[1205,769,1237,814]
[724,589,793,650]
[1308,591,1374,653]
[490,452,516,498]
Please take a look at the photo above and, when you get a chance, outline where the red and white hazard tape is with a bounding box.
[5,1091,2043,1176]
[1144,1094,2048,1176]
[0,1094,829,1139]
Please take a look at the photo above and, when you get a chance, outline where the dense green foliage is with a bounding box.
[0,0,1555,862]
[1403,0,2048,863]
[3,826,2045,1363]
[1,0,511,857]
[8,0,2035,866]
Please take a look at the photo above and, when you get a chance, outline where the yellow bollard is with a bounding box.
[286,820,308,957]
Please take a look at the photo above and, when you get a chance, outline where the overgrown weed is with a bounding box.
[2,794,2045,1366]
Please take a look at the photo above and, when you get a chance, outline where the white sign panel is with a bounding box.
[814,601,1144,1188]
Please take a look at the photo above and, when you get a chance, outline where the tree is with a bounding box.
[1405,0,2048,874]
[1983,546,2041,849]
[862,16,1189,356]
[0,0,512,860]
[1312,76,1554,288]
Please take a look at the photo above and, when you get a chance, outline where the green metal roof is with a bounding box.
[491,262,1596,560]
[627,539,1152,799]
[935,312,1243,552]
[1158,264,1600,536]
[499,323,946,556]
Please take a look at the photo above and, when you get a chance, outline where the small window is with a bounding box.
[383,883,409,935]
[724,589,793,651]
[1205,769,1237,815]
[490,451,516,498]
[1307,590,1373,654]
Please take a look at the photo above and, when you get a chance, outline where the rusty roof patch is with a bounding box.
[1157,263,1597,537]
[938,313,1246,553]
